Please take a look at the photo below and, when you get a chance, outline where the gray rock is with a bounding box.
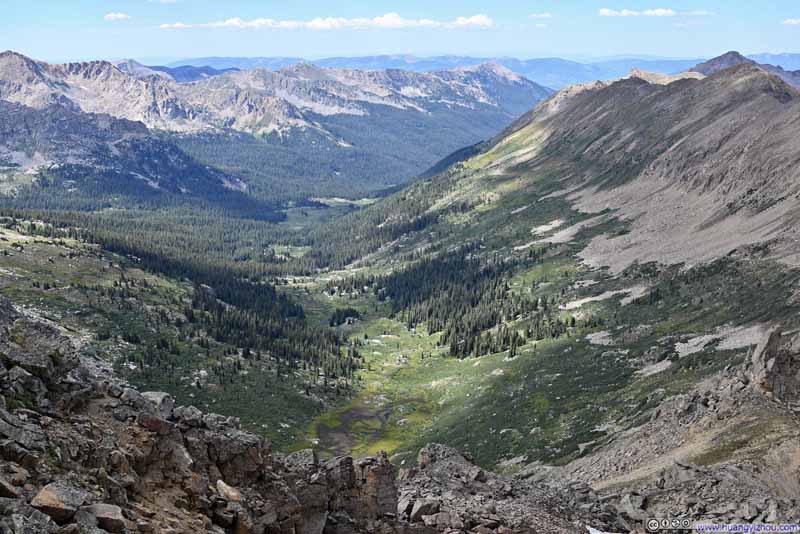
[283,448,318,471]
[0,498,58,533]
[410,498,440,522]
[617,493,646,520]
[30,481,90,523]
[119,388,147,410]
[173,405,204,427]
[0,476,19,498]
[0,408,48,451]
[7,366,47,404]
[141,391,175,419]
[137,412,172,435]
[397,494,415,518]
[735,500,759,521]
[80,503,126,533]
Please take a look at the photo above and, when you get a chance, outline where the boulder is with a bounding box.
[397,494,415,518]
[80,503,126,533]
[174,405,204,427]
[0,499,58,533]
[735,500,760,521]
[30,481,90,523]
[410,498,440,522]
[0,344,54,380]
[0,476,18,498]
[120,388,148,411]
[617,493,646,521]
[142,391,175,419]
[7,366,47,404]
[283,448,318,471]
[137,412,172,435]
[216,479,242,502]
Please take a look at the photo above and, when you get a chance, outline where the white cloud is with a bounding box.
[449,14,494,28]
[599,7,712,17]
[104,12,131,21]
[784,18,800,25]
[599,8,676,17]
[160,12,494,30]
[529,12,553,19]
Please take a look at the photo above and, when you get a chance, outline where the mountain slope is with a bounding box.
[0,51,198,131]
[0,100,266,214]
[488,61,800,270]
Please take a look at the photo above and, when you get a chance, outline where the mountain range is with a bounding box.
[169,53,800,90]
[4,49,800,210]
[0,51,552,202]
[170,54,706,89]
[114,59,239,83]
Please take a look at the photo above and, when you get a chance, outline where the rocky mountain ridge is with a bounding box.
[168,55,705,90]
[479,55,800,271]
[113,60,239,84]
[0,99,263,212]
[0,51,551,139]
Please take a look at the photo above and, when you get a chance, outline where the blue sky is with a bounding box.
[3,0,800,63]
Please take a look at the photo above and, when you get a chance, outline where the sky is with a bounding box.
[2,0,800,63]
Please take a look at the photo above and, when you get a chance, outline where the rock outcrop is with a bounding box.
[396,445,597,534]
[746,328,800,401]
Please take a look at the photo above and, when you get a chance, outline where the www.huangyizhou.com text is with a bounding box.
[642,520,800,533]
[694,525,800,533]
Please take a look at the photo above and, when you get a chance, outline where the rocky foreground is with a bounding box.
[2,291,800,533]
[0,295,611,533]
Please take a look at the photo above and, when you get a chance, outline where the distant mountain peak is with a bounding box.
[692,51,753,75]
[456,61,524,82]
[717,50,748,61]
[279,62,329,80]
[0,50,43,70]
[113,58,145,68]
[0,50,553,137]
[0,50,29,60]
[691,51,800,88]
[113,59,173,81]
